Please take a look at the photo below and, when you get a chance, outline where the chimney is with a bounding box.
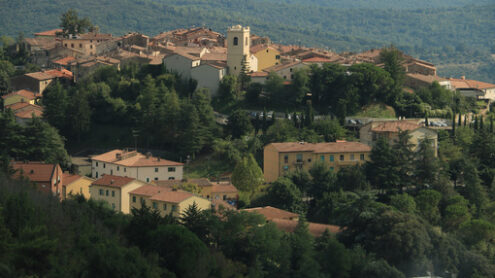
[461,76,465,80]
[146,152,151,159]
[110,179,114,184]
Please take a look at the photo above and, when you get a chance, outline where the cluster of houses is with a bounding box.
[4,24,494,124]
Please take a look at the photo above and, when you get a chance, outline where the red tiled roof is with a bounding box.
[25,71,54,80]
[271,218,341,237]
[242,206,299,221]
[2,89,37,100]
[210,183,238,194]
[264,61,303,73]
[5,102,42,112]
[302,57,334,63]
[91,149,183,167]
[369,121,420,132]
[15,109,43,119]
[448,78,495,90]
[91,175,135,188]
[12,162,56,182]
[149,190,194,204]
[62,173,81,186]
[53,56,76,66]
[44,69,73,79]
[130,184,170,196]
[34,29,62,36]
[268,142,371,153]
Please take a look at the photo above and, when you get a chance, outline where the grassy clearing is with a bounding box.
[354,103,396,118]
[184,154,234,179]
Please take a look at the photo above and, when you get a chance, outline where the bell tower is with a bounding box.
[227,25,250,76]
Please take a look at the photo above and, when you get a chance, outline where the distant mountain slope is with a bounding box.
[1,0,494,81]
[276,0,493,9]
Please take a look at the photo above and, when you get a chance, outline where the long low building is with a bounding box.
[91,149,184,183]
[263,141,371,183]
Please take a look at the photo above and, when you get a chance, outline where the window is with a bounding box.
[64,43,67,47]
[90,45,93,49]
[350,154,355,161]
[233,37,238,46]
[79,43,82,48]
[112,191,115,197]
[330,167,334,171]
[284,155,289,164]
[132,196,136,203]
[80,187,82,193]
[340,155,344,161]
[154,177,158,181]
[71,43,74,48]
[283,165,289,171]
[276,55,280,59]
[360,154,365,160]
[320,155,325,161]
[96,162,98,167]
[124,168,126,172]
[155,168,158,172]
[99,189,104,196]
[168,177,175,180]
[172,205,177,212]
[296,154,303,162]
[152,202,157,209]
[112,203,115,209]
[307,158,312,163]
[168,167,176,172]
[106,190,109,196]
[117,166,119,171]
[290,68,293,72]
[96,172,98,178]
[291,74,294,79]
[223,195,227,200]
[103,163,106,168]
[163,204,167,210]
[110,170,113,175]
[330,155,334,162]
[266,49,269,53]
[146,178,150,182]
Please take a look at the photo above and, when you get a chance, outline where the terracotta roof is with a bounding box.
[91,149,183,167]
[149,190,194,204]
[369,121,420,132]
[406,73,447,83]
[250,44,278,54]
[91,175,136,188]
[25,71,54,80]
[152,180,182,188]
[210,183,238,193]
[34,29,62,36]
[24,37,58,50]
[264,61,303,73]
[201,52,227,61]
[44,69,73,79]
[448,78,495,90]
[77,32,113,40]
[12,162,56,182]
[302,57,334,63]
[130,184,170,196]
[62,173,81,186]
[2,89,36,100]
[15,109,43,119]
[268,141,371,153]
[242,206,299,220]
[197,61,227,70]
[271,218,341,237]
[53,56,76,66]
[5,102,42,112]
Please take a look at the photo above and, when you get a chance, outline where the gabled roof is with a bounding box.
[267,141,371,153]
[5,102,42,112]
[130,184,170,196]
[34,29,62,37]
[15,109,43,119]
[12,162,57,182]
[52,56,76,66]
[271,218,341,237]
[242,206,299,220]
[25,71,54,80]
[149,190,194,204]
[91,149,183,167]
[2,89,37,100]
[62,173,82,186]
[302,57,334,63]
[263,61,303,73]
[91,175,136,188]
[369,121,420,133]
[448,78,495,90]
[210,183,238,194]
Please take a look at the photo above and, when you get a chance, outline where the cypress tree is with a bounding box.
[480,115,484,130]
[474,116,478,130]
[458,113,462,127]
[464,114,467,127]
[262,107,268,135]
[452,112,456,138]
[293,111,298,128]
[425,113,429,127]
[491,116,494,133]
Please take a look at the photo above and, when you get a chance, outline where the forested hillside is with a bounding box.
[0,0,494,81]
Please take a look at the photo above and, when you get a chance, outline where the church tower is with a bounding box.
[227,25,250,76]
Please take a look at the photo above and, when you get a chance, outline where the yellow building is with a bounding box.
[251,45,280,71]
[263,142,371,183]
[1,90,37,106]
[61,173,94,200]
[129,185,211,217]
[89,175,146,213]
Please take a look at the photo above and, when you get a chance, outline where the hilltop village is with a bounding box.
[3,11,495,277]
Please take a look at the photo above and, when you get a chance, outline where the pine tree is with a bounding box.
[304,103,314,127]
[238,55,251,91]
